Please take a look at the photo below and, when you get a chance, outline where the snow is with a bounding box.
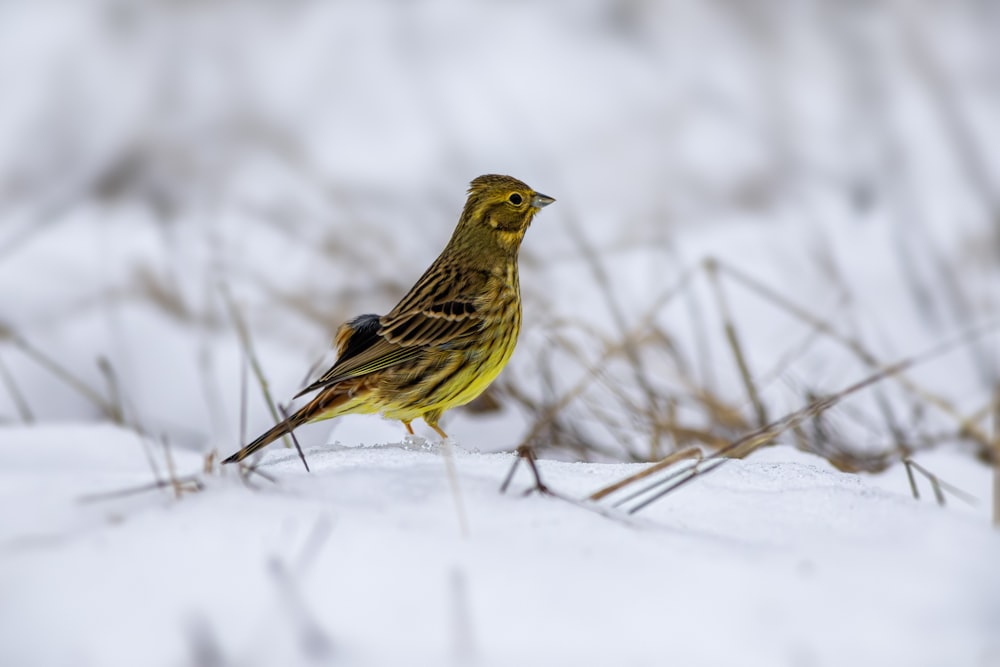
[1,425,998,667]
[1,1,999,665]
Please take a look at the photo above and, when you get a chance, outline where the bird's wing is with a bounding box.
[293,313,415,398]
[293,266,485,397]
[379,259,485,347]
[378,298,482,347]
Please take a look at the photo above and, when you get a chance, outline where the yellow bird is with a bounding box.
[223,174,554,464]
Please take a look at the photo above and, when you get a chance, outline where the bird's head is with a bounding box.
[452,174,555,255]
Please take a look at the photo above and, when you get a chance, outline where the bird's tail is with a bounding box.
[221,390,351,464]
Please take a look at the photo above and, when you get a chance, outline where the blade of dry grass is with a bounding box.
[6,330,117,420]
[599,320,997,514]
[503,263,732,464]
[162,434,187,499]
[715,259,995,448]
[0,350,33,423]
[565,214,664,456]
[903,459,920,500]
[78,476,204,503]
[439,436,470,537]
[993,384,999,526]
[706,258,769,429]
[588,447,702,502]
[278,404,311,473]
[239,351,249,451]
[219,282,293,451]
[904,459,977,507]
[96,356,126,425]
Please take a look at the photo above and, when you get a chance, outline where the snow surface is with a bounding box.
[1,425,998,667]
[1,1,999,666]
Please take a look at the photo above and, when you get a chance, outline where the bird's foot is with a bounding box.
[402,434,435,451]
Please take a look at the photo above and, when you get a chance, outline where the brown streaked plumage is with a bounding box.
[222,174,554,464]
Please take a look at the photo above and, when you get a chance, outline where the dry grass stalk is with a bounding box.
[903,459,977,507]
[134,266,195,323]
[503,334,637,457]
[705,258,768,429]
[904,458,920,500]
[78,476,204,503]
[588,447,702,502]
[219,282,293,452]
[592,324,994,514]
[277,403,311,473]
[567,214,663,455]
[500,444,553,495]
[504,263,749,466]
[0,350,33,423]
[79,428,206,504]
[501,246,995,489]
[440,436,470,538]
[97,357,126,425]
[715,260,994,450]
[6,329,118,421]
[202,450,216,475]
[161,435,186,499]
[993,384,1000,526]
[239,350,249,451]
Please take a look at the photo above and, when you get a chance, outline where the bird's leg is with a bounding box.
[422,410,449,441]
[401,420,426,449]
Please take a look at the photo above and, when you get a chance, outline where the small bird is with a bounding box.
[223,175,554,464]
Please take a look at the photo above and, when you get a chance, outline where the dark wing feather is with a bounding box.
[293,261,487,397]
[334,313,381,360]
[294,313,422,398]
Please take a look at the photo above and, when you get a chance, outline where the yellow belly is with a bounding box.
[443,337,516,408]
[380,305,521,423]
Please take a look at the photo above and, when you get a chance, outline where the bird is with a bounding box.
[222,174,554,464]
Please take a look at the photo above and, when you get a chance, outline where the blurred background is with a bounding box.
[0,0,997,472]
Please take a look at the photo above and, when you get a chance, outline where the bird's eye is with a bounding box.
[508,193,523,205]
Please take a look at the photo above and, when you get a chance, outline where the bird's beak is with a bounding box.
[531,193,555,208]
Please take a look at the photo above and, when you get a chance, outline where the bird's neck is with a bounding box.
[445,226,522,265]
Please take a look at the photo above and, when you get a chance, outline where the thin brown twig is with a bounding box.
[499,447,641,526]
[715,260,995,448]
[219,282,294,450]
[566,213,663,455]
[97,356,126,425]
[161,434,184,499]
[240,464,278,485]
[8,332,114,418]
[0,351,33,423]
[993,384,1000,526]
[278,403,311,473]
[705,258,768,428]
[78,476,204,503]
[588,447,702,502]
[605,322,997,514]
[239,349,248,452]
[903,459,920,500]
[904,459,977,507]
[504,265,713,464]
